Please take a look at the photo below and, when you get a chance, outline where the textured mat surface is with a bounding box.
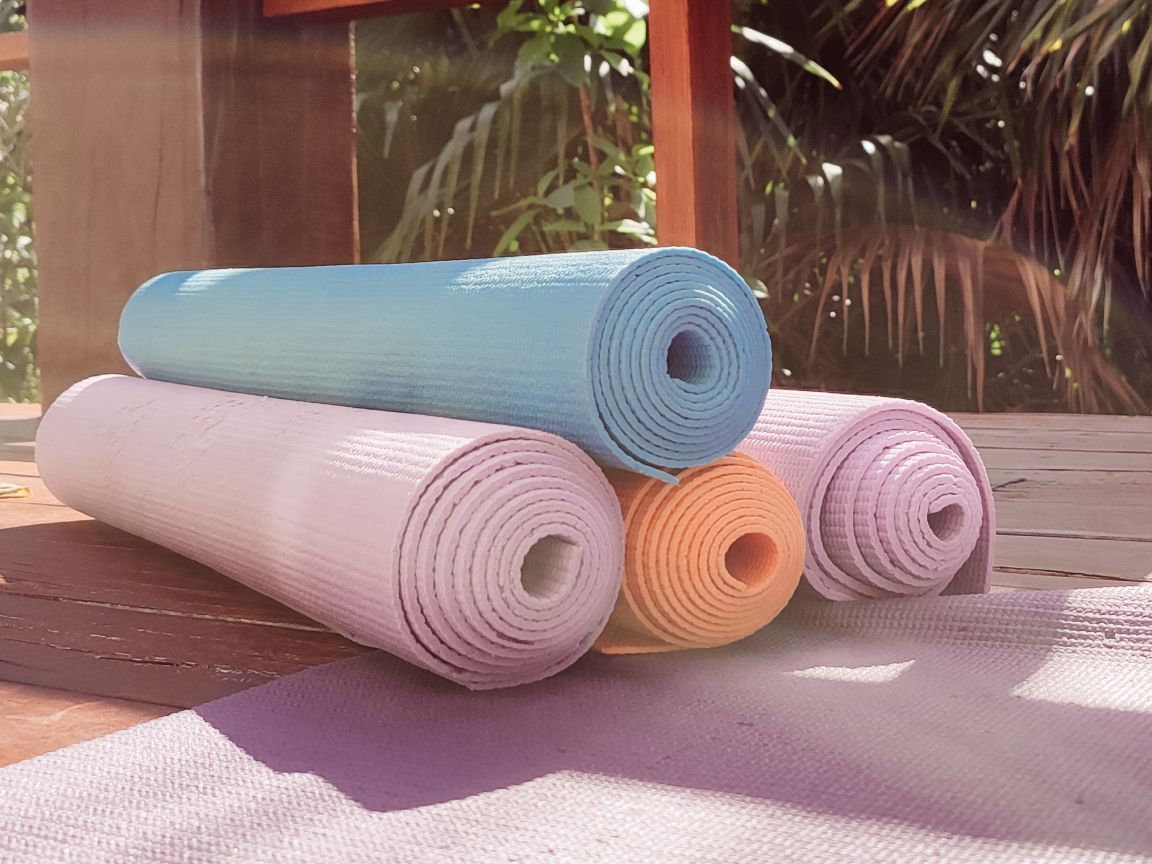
[741,389,995,599]
[596,455,805,653]
[2,587,1150,863]
[118,248,771,480]
[35,376,625,689]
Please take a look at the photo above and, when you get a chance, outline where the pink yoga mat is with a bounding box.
[36,375,626,689]
[740,390,995,599]
[2,586,1150,862]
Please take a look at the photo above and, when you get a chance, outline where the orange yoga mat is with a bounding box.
[595,454,806,654]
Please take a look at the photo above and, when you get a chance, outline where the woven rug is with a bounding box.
[3,586,1150,862]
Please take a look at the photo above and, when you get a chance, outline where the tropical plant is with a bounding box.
[355,0,1152,413]
[741,0,1152,412]
[0,2,34,403]
[361,0,654,262]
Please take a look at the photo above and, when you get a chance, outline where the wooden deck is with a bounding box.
[2,404,1151,767]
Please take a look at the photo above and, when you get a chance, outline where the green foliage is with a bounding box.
[358,0,654,262]
[738,0,1152,412]
[479,0,656,254]
[0,6,33,403]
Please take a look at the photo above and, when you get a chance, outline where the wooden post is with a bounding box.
[649,0,739,266]
[28,0,358,406]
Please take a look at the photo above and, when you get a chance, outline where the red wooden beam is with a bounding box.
[649,0,739,266]
[264,0,479,18]
[0,31,29,71]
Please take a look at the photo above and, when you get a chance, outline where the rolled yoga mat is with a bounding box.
[740,390,995,600]
[117,248,772,481]
[596,455,806,653]
[36,375,626,689]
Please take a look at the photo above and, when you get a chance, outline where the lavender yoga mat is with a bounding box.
[2,587,1151,862]
[117,248,772,481]
[35,375,626,689]
[741,389,995,600]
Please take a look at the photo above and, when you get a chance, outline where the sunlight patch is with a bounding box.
[790,659,915,683]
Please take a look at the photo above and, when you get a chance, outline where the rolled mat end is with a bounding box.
[595,454,806,653]
[741,389,996,601]
[36,375,627,689]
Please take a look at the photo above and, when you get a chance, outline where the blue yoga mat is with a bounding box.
[119,248,771,479]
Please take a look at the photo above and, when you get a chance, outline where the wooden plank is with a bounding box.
[0,681,174,767]
[986,468,1152,507]
[994,533,1152,582]
[0,593,365,707]
[0,404,38,421]
[0,417,38,442]
[649,0,739,264]
[0,477,368,707]
[0,442,33,462]
[978,447,1152,472]
[0,31,29,71]
[27,0,357,407]
[0,404,38,463]
[993,501,1152,541]
[963,429,1152,454]
[0,403,39,434]
[991,570,1145,592]
[264,0,479,17]
[0,459,41,480]
[954,412,1152,433]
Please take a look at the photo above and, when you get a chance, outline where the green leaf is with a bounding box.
[574,185,602,225]
[493,210,537,256]
[465,101,498,250]
[495,0,526,33]
[542,219,588,232]
[544,182,578,210]
[583,0,615,14]
[516,33,550,77]
[736,26,842,90]
[618,18,647,53]
[553,33,588,87]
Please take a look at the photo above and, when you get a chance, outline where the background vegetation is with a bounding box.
[357,0,1152,413]
[1,0,1148,411]
[0,1,33,403]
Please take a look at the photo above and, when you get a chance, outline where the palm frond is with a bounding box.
[775,225,1146,413]
[828,0,1152,317]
